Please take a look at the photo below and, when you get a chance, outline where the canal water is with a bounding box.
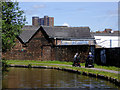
[2,67,119,89]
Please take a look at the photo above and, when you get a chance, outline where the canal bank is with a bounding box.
[4,60,120,87]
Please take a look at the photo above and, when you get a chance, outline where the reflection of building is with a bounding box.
[32,16,54,27]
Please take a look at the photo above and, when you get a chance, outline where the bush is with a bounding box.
[2,60,9,71]
[28,64,32,68]
[2,60,8,67]
[2,58,6,60]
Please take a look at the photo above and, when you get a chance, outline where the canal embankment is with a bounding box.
[4,60,120,87]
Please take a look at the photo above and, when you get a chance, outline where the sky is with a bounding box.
[19,2,118,32]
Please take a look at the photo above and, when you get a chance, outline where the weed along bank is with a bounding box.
[2,25,95,62]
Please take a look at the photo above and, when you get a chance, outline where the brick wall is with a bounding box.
[95,48,120,67]
[2,29,92,62]
[2,29,52,60]
[52,45,90,62]
[3,44,91,62]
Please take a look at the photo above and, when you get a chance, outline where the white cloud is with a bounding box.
[106,9,118,17]
[33,4,46,9]
[24,9,37,15]
[62,23,70,27]
[24,4,45,15]
[77,8,85,11]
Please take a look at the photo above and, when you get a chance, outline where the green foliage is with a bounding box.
[2,0,26,52]
[28,64,32,68]
[2,60,9,71]
[94,64,119,71]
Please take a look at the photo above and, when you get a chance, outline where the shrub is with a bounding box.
[28,64,32,68]
[2,60,9,71]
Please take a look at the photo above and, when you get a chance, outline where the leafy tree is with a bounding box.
[0,2,2,53]
[2,0,26,52]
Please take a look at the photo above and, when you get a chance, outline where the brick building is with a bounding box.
[32,16,54,27]
[103,29,112,33]
[32,17,39,26]
[95,29,113,33]
[2,26,95,62]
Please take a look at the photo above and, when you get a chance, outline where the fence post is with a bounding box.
[110,39,112,48]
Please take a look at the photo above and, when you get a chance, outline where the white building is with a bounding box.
[91,33,120,48]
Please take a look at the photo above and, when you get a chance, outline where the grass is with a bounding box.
[59,66,119,80]
[6,60,119,71]
[94,64,119,71]
[6,60,73,65]
[5,60,120,81]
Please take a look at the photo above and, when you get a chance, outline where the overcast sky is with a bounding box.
[19,2,118,31]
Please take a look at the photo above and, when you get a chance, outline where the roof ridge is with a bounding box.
[19,26,93,43]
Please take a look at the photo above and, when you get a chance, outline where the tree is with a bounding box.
[2,0,26,52]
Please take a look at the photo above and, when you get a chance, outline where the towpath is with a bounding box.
[49,64,119,74]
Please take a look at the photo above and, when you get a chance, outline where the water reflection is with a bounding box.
[2,67,119,89]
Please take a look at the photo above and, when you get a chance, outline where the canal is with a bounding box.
[2,67,119,89]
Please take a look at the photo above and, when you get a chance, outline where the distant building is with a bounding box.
[39,18,44,26]
[32,17,39,26]
[95,29,113,33]
[91,33,119,48]
[103,29,112,33]
[32,16,54,27]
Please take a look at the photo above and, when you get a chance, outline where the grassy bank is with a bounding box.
[6,60,119,71]
[5,60,120,81]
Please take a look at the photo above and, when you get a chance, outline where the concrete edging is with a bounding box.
[8,64,120,87]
